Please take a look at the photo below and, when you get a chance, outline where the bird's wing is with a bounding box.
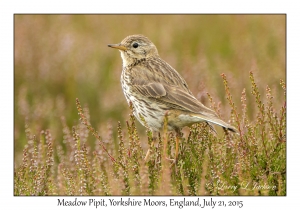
[130,61,218,117]
[132,81,217,117]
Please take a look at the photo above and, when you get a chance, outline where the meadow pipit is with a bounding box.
[108,34,236,161]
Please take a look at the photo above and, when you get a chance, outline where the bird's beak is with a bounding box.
[108,43,127,51]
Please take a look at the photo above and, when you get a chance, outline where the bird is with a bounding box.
[108,34,237,161]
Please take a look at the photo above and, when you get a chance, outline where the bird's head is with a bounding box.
[108,34,159,66]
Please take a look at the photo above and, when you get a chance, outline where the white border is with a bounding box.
[2,1,299,209]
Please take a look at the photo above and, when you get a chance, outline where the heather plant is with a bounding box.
[14,72,286,195]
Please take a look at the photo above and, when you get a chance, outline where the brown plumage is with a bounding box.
[108,34,237,135]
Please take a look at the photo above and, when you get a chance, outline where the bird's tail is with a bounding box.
[193,113,238,133]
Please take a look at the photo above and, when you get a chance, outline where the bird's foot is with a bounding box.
[165,156,177,167]
[144,148,151,162]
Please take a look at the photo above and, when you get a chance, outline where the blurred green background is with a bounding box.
[14,15,285,163]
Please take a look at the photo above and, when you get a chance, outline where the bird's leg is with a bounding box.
[144,142,153,162]
[162,110,176,165]
[174,128,181,163]
[163,132,173,162]
[165,128,181,167]
[175,130,180,161]
[144,131,158,162]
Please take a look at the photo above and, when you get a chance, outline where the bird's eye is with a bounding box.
[132,43,139,48]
